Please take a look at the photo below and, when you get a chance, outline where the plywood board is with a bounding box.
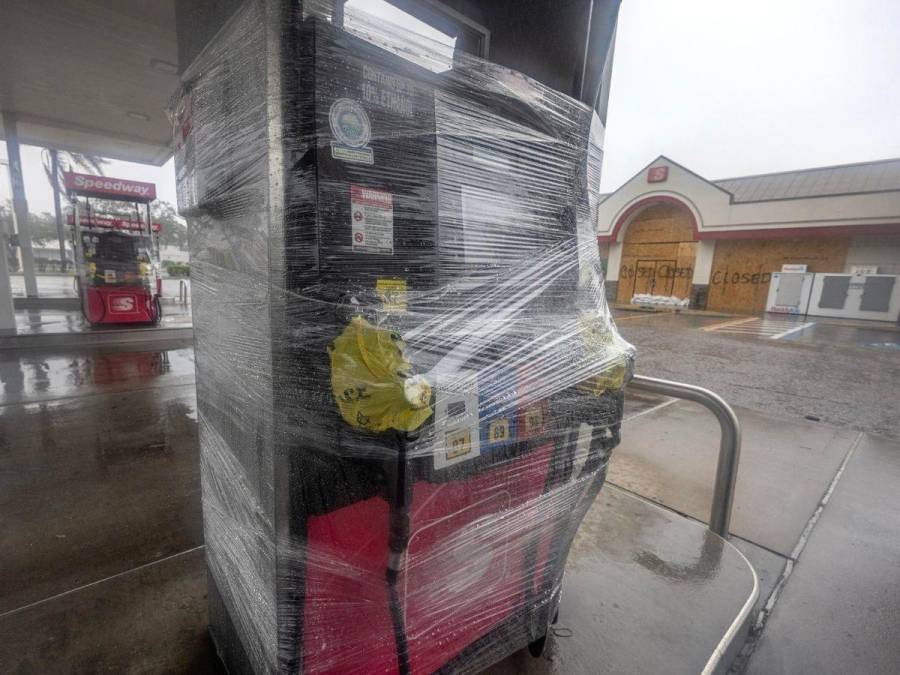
[623,203,695,245]
[618,245,696,302]
[707,238,849,313]
[617,204,696,303]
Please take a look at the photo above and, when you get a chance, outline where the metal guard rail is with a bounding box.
[627,374,742,539]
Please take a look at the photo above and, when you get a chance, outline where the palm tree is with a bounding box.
[40,149,108,272]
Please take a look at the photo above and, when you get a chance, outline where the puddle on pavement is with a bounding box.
[0,347,196,404]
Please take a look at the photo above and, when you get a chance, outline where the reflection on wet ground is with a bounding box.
[780,320,900,350]
[10,306,193,337]
[633,533,724,582]
[610,399,859,557]
[0,345,195,405]
[0,338,757,674]
[0,340,208,673]
[0,397,201,608]
[10,274,191,301]
[0,346,200,613]
[492,486,754,675]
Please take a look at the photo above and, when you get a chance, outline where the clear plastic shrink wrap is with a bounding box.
[171,2,634,673]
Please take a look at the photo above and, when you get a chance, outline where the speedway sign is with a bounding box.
[64,172,157,202]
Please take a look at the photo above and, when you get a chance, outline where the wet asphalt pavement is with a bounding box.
[612,310,900,439]
[1,309,898,673]
[0,337,760,674]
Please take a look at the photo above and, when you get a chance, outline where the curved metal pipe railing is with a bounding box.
[628,374,742,538]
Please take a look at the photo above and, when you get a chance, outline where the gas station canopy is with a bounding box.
[0,0,180,165]
[0,0,619,166]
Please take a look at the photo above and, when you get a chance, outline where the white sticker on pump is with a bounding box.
[350,185,394,254]
[432,369,480,470]
[572,423,593,480]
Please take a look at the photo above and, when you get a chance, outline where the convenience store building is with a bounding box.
[597,156,900,314]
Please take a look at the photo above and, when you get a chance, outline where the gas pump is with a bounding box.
[65,172,162,325]
[174,3,632,673]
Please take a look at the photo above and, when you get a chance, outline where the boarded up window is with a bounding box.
[707,238,849,313]
[616,203,696,304]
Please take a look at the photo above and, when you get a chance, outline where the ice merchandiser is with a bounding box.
[172,1,632,673]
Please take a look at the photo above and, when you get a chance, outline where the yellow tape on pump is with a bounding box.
[329,316,432,433]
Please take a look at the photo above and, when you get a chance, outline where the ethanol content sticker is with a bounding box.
[376,278,407,312]
[350,185,394,254]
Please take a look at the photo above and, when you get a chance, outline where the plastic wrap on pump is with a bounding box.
[172,1,635,673]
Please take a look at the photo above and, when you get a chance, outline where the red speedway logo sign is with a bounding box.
[110,295,137,312]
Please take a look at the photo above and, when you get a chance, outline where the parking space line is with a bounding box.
[702,316,757,332]
[769,322,816,340]
[623,396,678,422]
[703,315,819,341]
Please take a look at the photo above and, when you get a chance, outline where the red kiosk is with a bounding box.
[65,172,162,325]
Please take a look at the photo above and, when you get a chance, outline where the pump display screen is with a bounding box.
[436,90,577,287]
[460,185,521,267]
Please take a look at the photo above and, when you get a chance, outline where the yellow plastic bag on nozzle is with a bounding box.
[329,316,432,433]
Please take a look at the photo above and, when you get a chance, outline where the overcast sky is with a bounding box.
[600,0,900,191]
[0,148,178,215]
[2,0,899,210]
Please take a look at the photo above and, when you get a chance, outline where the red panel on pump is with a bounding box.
[405,443,553,674]
[85,287,106,324]
[300,444,554,674]
[302,498,396,674]
[83,286,158,325]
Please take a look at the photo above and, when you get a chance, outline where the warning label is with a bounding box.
[350,185,394,254]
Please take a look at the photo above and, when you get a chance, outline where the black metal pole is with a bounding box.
[386,435,412,675]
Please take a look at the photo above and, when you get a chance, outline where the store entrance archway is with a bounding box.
[616,200,697,304]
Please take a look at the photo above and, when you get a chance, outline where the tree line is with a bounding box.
[1,199,189,251]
